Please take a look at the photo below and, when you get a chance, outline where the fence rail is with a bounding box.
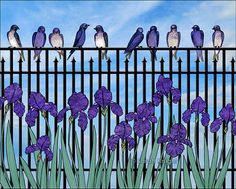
[0,47,236,188]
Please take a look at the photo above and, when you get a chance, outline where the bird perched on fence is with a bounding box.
[49,28,64,59]
[67,23,90,60]
[32,26,46,60]
[7,25,25,61]
[212,25,224,61]
[191,25,204,62]
[146,26,159,61]
[167,24,181,60]
[94,25,108,60]
[124,27,144,60]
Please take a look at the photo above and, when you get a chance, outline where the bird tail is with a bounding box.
[213,49,220,61]
[19,50,25,61]
[173,50,178,60]
[150,50,157,61]
[67,49,75,60]
[125,52,132,60]
[196,49,204,62]
[58,50,64,59]
[101,50,108,60]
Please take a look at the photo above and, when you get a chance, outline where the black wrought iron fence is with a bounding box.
[0,47,236,188]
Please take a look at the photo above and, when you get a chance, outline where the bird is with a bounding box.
[167,24,181,60]
[32,26,46,60]
[191,25,204,62]
[7,25,25,61]
[94,25,108,60]
[146,26,159,61]
[49,28,64,59]
[212,25,224,61]
[67,23,90,60]
[124,27,144,60]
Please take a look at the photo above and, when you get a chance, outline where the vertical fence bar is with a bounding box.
[81,50,84,164]
[36,58,40,139]
[27,50,32,188]
[204,50,208,143]
[125,58,129,167]
[160,57,164,188]
[116,50,120,186]
[89,57,94,162]
[213,59,217,146]
[231,57,235,189]
[142,57,147,179]
[71,57,76,162]
[133,49,138,179]
[63,49,67,188]
[222,49,226,188]
[9,50,13,140]
[18,58,23,166]
[186,50,191,171]
[45,50,49,136]
[98,49,102,154]
[151,50,155,181]
[107,58,111,171]
[54,58,58,136]
[196,59,199,162]
[177,57,182,188]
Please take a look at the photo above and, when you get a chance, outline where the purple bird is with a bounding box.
[191,25,204,62]
[67,23,90,60]
[167,24,181,60]
[146,26,159,61]
[32,26,46,60]
[212,25,224,61]
[49,28,64,59]
[124,27,144,60]
[94,25,108,60]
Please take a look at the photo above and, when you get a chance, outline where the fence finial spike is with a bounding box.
[107,57,112,64]
[213,58,218,64]
[160,57,165,63]
[89,57,94,63]
[124,58,129,64]
[142,57,147,63]
[177,57,182,63]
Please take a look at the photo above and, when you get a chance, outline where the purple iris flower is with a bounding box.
[0,83,25,117]
[125,101,157,138]
[57,92,88,131]
[25,135,53,161]
[88,86,123,119]
[25,92,57,127]
[157,124,192,158]
[182,96,210,126]
[108,121,135,151]
[210,104,235,134]
[152,75,181,106]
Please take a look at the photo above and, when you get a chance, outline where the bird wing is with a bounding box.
[103,32,108,47]
[127,31,139,48]
[146,30,150,46]
[166,32,170,47]
[128,33,144,50]
[13,32,22,47]
[200,30,204,46]
[191,31,196,47]
[7,31,10,43]
[73,30,82,47]
[94,33,96,46]
[156,31,159,47]
[221,31,224,46]
[177,32,181,47]
[32,32,37,47]
[60,34,64,47]
[212,31,215,47]
[43,33,46,47]
[49,33,53,47]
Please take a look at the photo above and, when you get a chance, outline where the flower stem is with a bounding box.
[169,158,173,189]
[122,141,126,177]
[43,116,52,141]
[167,96,172,135]
[96,114,107,171]
[194,114,203,181]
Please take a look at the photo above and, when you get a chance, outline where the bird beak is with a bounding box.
[94,27,96,30]
[87,24,90,27]
[212,27,214,30]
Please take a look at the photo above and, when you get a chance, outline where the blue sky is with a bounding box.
[0,1,236,188]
